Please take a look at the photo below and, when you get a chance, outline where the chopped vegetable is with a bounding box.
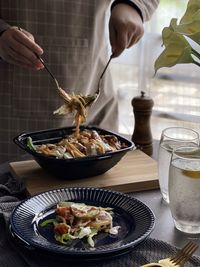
[27,137,36,151]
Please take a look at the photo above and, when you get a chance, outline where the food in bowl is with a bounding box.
[40,201,120,247]
[13,63,134,179]
[27,128,128,159]
[13,126,135,179]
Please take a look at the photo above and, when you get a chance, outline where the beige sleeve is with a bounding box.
[131,0,160,21]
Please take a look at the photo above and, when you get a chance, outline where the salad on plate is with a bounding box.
[40,201,120,247]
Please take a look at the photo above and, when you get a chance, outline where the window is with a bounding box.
[111,0,200,140]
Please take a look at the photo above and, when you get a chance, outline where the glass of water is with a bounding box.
[169,146,200,234]
[158,127,199,203]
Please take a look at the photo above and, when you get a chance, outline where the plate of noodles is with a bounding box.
[10,187,155,260]
[13,125,135,179]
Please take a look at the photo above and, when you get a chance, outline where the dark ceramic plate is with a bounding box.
[10,187,155,260]
[13,125,135,179]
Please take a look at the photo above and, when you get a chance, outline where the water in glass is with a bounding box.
[158,127,199,203]
[169,147,200,234]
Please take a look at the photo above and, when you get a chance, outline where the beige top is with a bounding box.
[0,0,159,163]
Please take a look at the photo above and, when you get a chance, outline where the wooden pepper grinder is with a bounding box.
[131,91,154,156]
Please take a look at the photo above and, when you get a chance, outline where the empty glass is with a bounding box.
[158,127,199,203]
[169,146,200,234]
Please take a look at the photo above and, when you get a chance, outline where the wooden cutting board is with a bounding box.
[9,150,159,196]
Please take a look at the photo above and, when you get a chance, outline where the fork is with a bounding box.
[93,54,113,103]
[17,27,71,101]
[35,54,72,102]
[141,241,199,267]
[38,55,113,105]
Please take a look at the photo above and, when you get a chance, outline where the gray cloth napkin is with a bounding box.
[0,169,200,267]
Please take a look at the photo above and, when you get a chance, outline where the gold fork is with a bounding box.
[141,241,199,267]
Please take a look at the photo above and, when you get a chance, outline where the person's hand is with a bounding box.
[109,3,144,57]
[0,26,44,69]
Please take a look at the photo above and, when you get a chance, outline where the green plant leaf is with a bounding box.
[154,0,200,74]
[154,21,194,73]
[162,19,188,47]
[172,0,200,44]
[154,45,194,73]
[180,0,200,24]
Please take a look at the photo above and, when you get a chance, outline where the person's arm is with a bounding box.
[109,0,159,57]
[111,0,160,22]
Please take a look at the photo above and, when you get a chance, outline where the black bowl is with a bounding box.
[13,125,135,179]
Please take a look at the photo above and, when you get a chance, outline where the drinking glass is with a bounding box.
[169,146,200,234]
[158,127,199,203]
